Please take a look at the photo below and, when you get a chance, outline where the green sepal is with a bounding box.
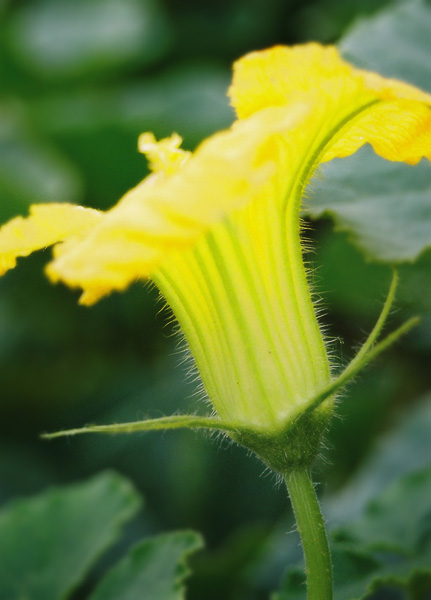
[293,270,418,419]
[41,406,333,474]
[233,402,333,473]
[301,317,420,421]
[41,415,250,440]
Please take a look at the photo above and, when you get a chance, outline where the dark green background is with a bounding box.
[0,1,430,598]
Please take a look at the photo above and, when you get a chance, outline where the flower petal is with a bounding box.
[229,43,431,119]
[230,43,431,166]
[0,204,102,275]
[2,44,431,308]
[323,99,431,164]
[46,104,311,304]
[137,132,191,175]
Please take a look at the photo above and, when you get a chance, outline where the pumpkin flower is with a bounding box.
[0,44,430,471]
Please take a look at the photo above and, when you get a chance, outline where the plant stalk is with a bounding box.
[285,468,333,600]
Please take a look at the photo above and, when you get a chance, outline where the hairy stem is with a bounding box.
[285,468,333,600]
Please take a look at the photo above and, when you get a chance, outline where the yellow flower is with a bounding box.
[1,44,430,468]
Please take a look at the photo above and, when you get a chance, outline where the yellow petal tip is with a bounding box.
[138,132,190,175]
[0,255,17,275]
[78,289,109,306]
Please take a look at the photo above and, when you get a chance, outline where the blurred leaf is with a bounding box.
[331,467,431,599]
[334,467,431,554]
[88,531,203,600]
[314,223,431,320]
[0,105,83,223]
[292,0,390,44]
[189,523,273,600]
[340,0,431,88]
[307,147,431,263]
[398,249,431,314]
[325,393,431,524]
[0,471,141,600]
[330,546,383,600]
[277,467,431,600]
[272,567,305,600]
[307,0,431,264]
[398,249,431,350]
[6,0,172,80]
[274,545,381,600]
[318,364,405,487]
[32,64,233,140]
[313,225,431,357]
[265,396,431,600]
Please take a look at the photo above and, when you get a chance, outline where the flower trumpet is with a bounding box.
[0,43,429,472]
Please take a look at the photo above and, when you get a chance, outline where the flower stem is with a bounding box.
[285,467,333,600]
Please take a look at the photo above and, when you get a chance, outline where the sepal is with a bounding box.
[41,415,251,439]
[301,270,419,419]
[40,407,333,474]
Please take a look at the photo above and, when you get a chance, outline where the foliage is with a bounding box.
[0,0,430,599]
[277,465,431,600]
[308,0,431,263]
[0,472,202,600]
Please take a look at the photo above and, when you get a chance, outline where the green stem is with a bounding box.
[285,468,333,600]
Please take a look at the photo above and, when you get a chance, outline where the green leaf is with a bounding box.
[330,545,383,600]
[326,393,431,522]
[340,0,431,89]
[330,469,431,599]
[334,467,431,555]
[31,64,233,141]
[6,0,172,79]
[272,567,305,600]
[88,531,203,600]
[274,545,381,600]
[307,147,431,263]
[306,0,431,264]
[276,466,431,600]
[0,471,141,600]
